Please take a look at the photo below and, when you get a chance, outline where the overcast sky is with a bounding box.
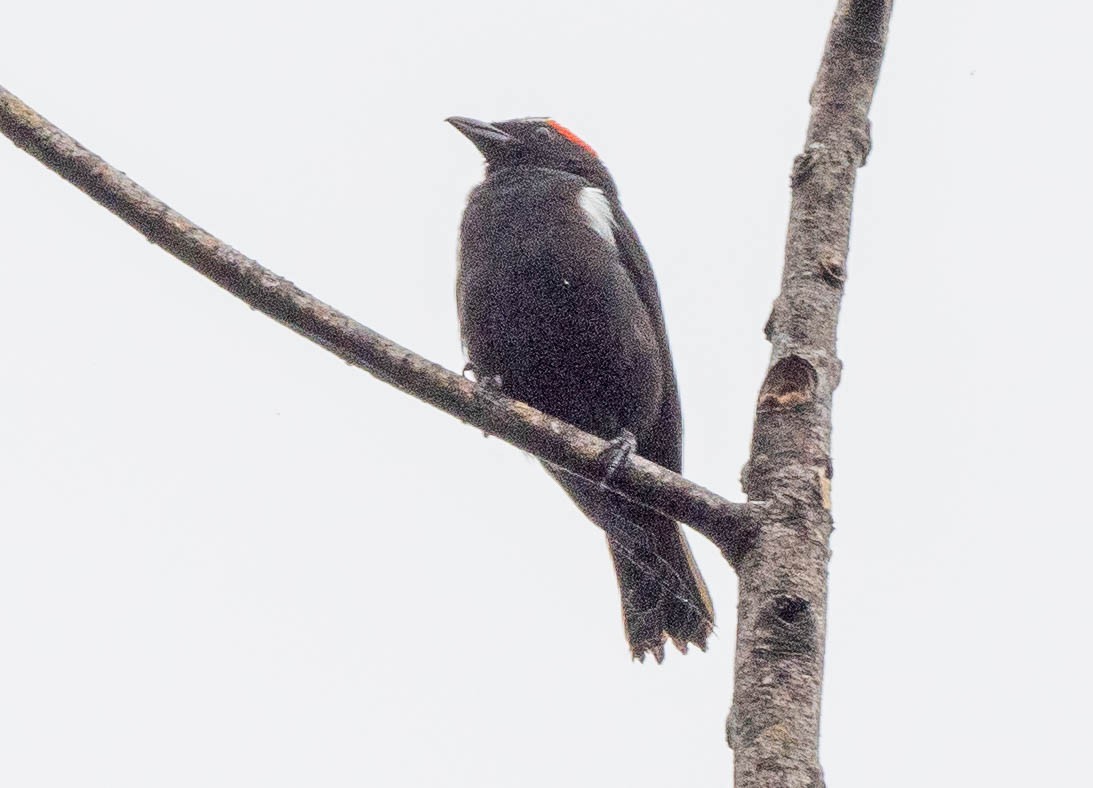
[2,2,1091,786]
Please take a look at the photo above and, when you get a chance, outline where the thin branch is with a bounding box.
[0,84,759,560]
[727,1,893,787]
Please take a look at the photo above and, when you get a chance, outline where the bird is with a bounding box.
[448,116,713,662]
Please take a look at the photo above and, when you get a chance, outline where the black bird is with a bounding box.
[448,116,712,662]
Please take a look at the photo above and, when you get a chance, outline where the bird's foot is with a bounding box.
[462,361,502,388]
[599,429,637,489]
[466,364,504,437]
[464,361,504,392]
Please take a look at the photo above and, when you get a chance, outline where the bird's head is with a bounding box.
[447,116,615,193]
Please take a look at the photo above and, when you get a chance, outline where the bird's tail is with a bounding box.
[544,466,714,662]
[605,514,714,662]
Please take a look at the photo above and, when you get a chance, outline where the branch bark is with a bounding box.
[727,1,893,786]
[0,84,758,560]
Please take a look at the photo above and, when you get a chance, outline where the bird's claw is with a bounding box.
[467,365,505,438]
[464,361,503,391]
[600,429,637,489]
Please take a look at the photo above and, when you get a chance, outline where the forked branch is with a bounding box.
[0,1,892,780]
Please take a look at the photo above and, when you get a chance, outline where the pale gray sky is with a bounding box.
[2,1,1090,786]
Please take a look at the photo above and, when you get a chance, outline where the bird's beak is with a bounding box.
[446,116,515,158]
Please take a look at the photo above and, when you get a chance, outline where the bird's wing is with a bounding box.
[609,202,683,473]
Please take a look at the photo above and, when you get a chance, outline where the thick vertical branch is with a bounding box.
[727,2,893,787]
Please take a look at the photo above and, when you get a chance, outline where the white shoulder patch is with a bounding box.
[577,187,617,247]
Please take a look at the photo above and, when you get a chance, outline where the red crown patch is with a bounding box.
[547,119,597,157]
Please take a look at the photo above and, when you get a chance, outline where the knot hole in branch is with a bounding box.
[758,355,817,412]
[820,253,847,287]
[755,594,816,658]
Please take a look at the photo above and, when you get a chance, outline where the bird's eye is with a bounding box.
[535,126,556,140]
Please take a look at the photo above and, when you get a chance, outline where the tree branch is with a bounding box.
[0,84,759,560]
[727,1,893,786]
